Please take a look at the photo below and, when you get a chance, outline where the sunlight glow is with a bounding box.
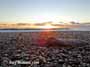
[39,24,53,29]
[38,23,58,29]
[31,16,60,23]
[27,23,61,29]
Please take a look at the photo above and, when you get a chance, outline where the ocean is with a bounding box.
[0,28,90,32]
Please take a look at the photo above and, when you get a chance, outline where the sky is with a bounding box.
[0,0,90,23]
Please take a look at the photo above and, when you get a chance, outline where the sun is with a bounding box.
[39,24,53,29]
[38,23,58,29]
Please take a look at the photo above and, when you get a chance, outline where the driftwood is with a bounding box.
[46,37,89,47]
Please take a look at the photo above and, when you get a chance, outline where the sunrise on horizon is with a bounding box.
[0,0,90,67]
